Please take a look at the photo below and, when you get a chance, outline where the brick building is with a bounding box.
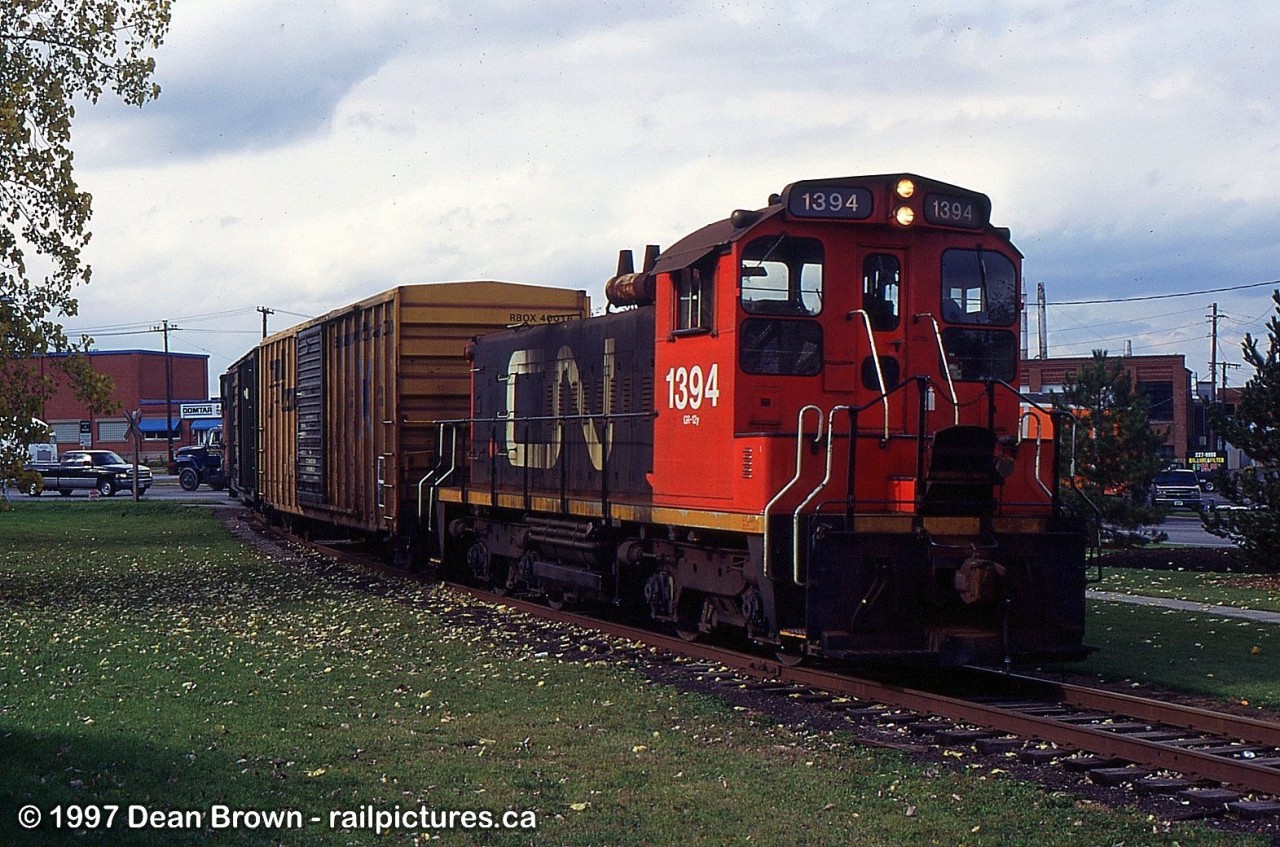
[32,350,217,462]
[1020,354,1195,463]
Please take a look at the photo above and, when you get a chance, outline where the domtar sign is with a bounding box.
[180,402,222,419]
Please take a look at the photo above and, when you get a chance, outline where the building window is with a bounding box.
[862,254,900,331]
[740,236,823,316]
[1139,381,1175,422]
[941,248,1017,326]
[50,421,80,445]
[98,420,128,442]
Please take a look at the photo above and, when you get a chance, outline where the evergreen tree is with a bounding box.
[1203,291,1280,570]
[1055,350,1167,529]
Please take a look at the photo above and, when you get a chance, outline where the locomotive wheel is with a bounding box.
[489,558,512,596]
[673,593,705,643]
[674,625,701,643]
[545,591,570,611]
[774,649,807,667]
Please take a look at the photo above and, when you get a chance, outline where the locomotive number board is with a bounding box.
[786,186,874,220]
[922,191,991,229]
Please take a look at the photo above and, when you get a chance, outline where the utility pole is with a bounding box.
[1208,303,1221,405]
[1207,303,1223,451]
[152,319,179,465]
[1218,361,1241,391]
[257,306,275,339]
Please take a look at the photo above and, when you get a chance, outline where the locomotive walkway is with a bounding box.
[1087,590,1280,624]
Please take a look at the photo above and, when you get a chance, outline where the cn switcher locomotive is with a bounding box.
[226,173,1089,666]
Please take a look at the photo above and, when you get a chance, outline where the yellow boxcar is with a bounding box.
[253,281,590,537]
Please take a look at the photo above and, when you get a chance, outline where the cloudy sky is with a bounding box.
[63,0,1280,396]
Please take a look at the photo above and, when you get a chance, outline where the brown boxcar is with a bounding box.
[254,281,590,537]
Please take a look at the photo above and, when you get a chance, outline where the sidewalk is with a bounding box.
[1087,589,1280,624]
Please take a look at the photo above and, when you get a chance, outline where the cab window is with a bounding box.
[862,253,900,331]
[941,328,1017,382]
[740,319,823,376]
[740,236,823,316]
[674,257,715,332]
[941,248,1016,326]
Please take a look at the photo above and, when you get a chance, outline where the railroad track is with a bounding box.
[260,519,1280,820]
[446,584,1280,814]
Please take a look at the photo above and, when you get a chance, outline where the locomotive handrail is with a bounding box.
[1017,410,1053,500]
[983,379,1072,514]
[846,309,890,440]
[415,410,656,523]
[911,313,959,425]
[790,404,852,586]
[418,423,460,532]
[415,423,448,522]
[1062,414,1104,570]
[791,378,933,586]
[761,405,824,580]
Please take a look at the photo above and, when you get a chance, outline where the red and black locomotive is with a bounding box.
[430,173,1089,665]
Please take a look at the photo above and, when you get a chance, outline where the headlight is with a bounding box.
[893,205,915,226]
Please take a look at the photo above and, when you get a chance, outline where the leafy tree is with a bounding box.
[1203,290,1280,570]
[1054,350,1167,529]
[1,0,171,488]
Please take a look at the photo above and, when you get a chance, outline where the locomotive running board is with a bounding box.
[437,488,765,534]
[437,489,1054,538]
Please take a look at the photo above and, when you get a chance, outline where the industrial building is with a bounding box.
[1019,353,1197,464]
[30,350,218,463]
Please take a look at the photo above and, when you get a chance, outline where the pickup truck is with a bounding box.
[31,450,153,497]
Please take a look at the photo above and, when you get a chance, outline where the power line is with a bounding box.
[1050,278,1278,306]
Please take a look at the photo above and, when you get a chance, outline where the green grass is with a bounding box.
[1081,600,1280,708]
[0,502,1261,846]
[1094,567,1280,613]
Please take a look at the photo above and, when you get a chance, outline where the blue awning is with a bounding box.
[190,419,220,431]
[137,418,179,433]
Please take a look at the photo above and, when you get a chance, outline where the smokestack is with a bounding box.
[1020,292,1028,359]
[1036,282,1048,359]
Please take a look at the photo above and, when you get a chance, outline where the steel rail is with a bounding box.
[967,668,1280,748]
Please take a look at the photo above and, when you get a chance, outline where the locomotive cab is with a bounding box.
[639,174,1086,663]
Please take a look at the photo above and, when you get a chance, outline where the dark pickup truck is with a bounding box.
[32,450,153,497]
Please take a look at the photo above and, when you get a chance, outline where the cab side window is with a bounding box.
[740,236,823,316]
[674,256,715,332]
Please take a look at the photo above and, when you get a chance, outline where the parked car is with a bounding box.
[1151,468,1202,511]
[31,450,152,497]
[167,444,225,491]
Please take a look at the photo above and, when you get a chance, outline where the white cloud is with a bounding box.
[58,0,1280,388]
